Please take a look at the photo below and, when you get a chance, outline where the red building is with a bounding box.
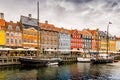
[70,29,82,50]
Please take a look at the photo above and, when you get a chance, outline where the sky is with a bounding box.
[0,0,120,36]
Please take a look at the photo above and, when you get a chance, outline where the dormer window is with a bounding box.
[16,26,20,31]
[8,25,13,30]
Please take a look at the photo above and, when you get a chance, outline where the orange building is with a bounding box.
[20,14,38,49]
[5,21,22,48]
[39,21,59,53]
[70,29,82,50]
[87,29,100,52]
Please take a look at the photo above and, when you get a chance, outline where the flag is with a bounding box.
[109,22,112,24]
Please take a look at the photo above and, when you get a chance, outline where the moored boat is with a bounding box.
[77,57,91,63]
[19,57,63,67]
[91,53,114,64]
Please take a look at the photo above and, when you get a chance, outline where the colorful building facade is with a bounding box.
[81,29,92,52]
[5,21,22,48]
[87,29,100,52]
[58,28,71,54]
[0,13,5,46]
[20,14,38,49]
[40,21,59,53]
[70,29,82,50]
[116,37,120,51]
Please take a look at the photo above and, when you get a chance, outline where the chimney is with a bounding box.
[10,21,13,23]
[28,14,32,19]
[0,13,4,19]
[45,20,48,24]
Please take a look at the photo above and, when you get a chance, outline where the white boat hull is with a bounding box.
[47,62,59,66]
[77,58,91,62]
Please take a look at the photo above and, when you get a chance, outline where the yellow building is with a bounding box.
[99,31,116,52]
[109,39,116,51]
[0,15,6,46]
[0,30,5,45]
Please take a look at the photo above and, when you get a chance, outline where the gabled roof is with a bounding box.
[20,15,38,26]
[59,27,71,34]
[98,31,107,37]
[5,21,22,31]
[81,29,92,36]
[70,29,81,35]
[39,22,58,32]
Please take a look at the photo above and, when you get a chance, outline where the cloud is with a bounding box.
[0,0,120,36]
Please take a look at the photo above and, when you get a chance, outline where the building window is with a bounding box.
[16,26,20,31]
[8,25,13,30]
[28,32,30,35]
[28,39,30,43]
[6,33,9,36]
[15,39,17,44]
[24,39,26,42]
[6,39,9,43]
[19,39,21,44]
[34,33,36,36]
[11,33,14,36]
[24,32,26,35]
[11,39,13,43]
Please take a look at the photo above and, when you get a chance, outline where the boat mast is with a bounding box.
[96,29,99,59]
[106,22,112,55]
[37,2,40,57]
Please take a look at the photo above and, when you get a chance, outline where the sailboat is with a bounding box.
[91,23,114,64]
[19,2,62,66]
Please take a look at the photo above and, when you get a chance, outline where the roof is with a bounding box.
[98,31,107,37]
[59,27,71,34]
[0,19,5,26]
[81,29,92,36]
[39,22,58,32]
[116,37,120,40]
[20,15,38,26]
[5,21,22,31]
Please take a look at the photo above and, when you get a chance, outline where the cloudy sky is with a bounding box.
[0,0,120,36]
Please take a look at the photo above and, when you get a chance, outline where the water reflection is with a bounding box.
[0,62,120,80]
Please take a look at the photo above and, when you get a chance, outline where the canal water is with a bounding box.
[0,62,120,80]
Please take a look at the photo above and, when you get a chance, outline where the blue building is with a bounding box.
[58,28,71,54]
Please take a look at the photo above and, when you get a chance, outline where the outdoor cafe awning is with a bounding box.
[0,48,13,51]
[27,48,37,51]
[15,48,26,51]
[44,49,58,51]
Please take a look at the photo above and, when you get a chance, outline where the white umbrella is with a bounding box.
[45,49,57,51]
[27,48,37,51]
[3,48,13,51]
[0,47,4,50]
[15,48,26,51]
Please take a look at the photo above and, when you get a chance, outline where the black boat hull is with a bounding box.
[91,59,113,64]
[19,57,62,67]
